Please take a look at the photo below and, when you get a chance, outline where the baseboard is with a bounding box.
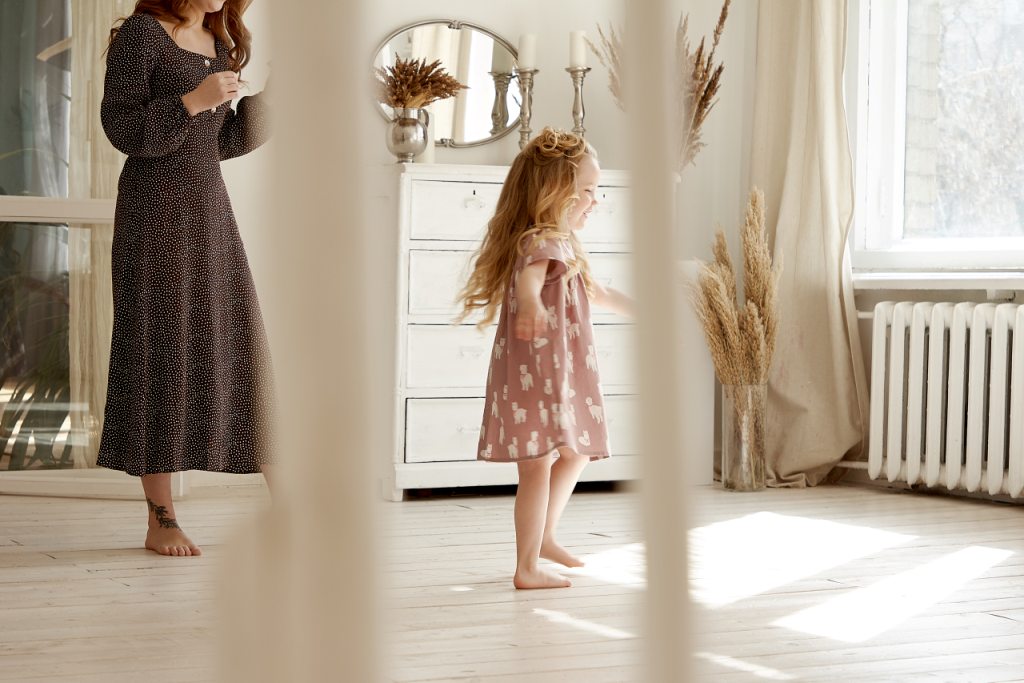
[188,471,265,488]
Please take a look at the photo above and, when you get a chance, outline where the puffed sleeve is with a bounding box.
[101,14,196,157]
[219,93,270,161]
[520,234,571,284]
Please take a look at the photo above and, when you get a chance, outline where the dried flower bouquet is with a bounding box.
[375,57,466,110]
[589,0,730,171]
[692,188,781,489]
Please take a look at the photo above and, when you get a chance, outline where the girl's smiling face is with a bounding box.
[567,153,600,231]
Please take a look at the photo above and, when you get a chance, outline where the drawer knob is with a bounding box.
[458,346,486,358]
[463,196,486,210]
[456,425,481,434]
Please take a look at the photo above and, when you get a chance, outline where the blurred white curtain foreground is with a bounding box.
[626,0,696,680]
[750,0,869,486]
[219,0,383,681]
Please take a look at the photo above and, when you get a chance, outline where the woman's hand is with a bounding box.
[181,72,240,115]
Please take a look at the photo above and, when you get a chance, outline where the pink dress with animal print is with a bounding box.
[478,235,609,462]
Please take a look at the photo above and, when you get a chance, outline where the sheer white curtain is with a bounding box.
[410,25,462,142]
[67,0,132,467]
[749,0,869,486]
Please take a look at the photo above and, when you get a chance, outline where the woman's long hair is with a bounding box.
[458,128,597,329]
[109,0,254,73]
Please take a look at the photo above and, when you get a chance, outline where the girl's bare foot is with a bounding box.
[513,566,572,589]
[540,540,584,568]
[145,526,202,556]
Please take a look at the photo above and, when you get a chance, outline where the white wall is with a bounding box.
[363,0,627,168]
[225,0,761,330]
[366,0,758,252]
[220,2,273,333]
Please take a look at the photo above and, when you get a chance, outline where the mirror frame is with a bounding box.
[373,19,521,149]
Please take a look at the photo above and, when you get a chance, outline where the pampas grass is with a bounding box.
[588,0,730,171]
[375,57,466,110]
[694,188,778,489]
[693,187,781,386]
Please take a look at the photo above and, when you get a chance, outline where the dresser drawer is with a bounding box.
[589,325,637,388]
[589,252,633,297]
[604,394,639,455]
[582,186,632,245]
[409,180,630,243]
[409,180,501,240]
[408,250,632,319]
[406,324,636,389]
[407,325,494,389]
[408,250,474,317]
[405,398,483,463]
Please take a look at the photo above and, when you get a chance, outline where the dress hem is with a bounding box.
[478,452,610,464]
[96,463,269,477]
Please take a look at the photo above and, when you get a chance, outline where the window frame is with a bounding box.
[849,0,1024,272]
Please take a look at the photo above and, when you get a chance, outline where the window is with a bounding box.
[852,0,1024,270]
[0,1,124,473]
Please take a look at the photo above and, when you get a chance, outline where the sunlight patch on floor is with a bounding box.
[695,651,797,680]
[690,512,915,608]
[773,545,1014,642]
[572,542,646,587]
[533,608,636,640]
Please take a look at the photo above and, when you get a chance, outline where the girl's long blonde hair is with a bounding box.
[458,128,597,328]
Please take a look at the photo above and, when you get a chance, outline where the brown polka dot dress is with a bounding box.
[478,235,609,462]
[96,13,273,476]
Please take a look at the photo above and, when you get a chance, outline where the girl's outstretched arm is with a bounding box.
[591,282,634,317]
[514,260,549,340]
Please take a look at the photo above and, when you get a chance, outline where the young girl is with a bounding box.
[99,0,273,556]
[459,128,633,589]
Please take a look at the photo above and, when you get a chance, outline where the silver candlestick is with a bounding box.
[515,68,538,149]
[566,66,592,137]
[489,71,513,135]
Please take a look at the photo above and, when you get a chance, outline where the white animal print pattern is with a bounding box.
[478,235,608,462]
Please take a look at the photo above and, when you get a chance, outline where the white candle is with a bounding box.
[492,40,514,74]
[517,34,537,70]
[569,30,587,68]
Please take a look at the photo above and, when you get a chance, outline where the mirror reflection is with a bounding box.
[374,22,521,148]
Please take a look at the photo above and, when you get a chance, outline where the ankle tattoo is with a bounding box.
[146,498,181,529]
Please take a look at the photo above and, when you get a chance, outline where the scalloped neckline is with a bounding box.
[150,15,219,60]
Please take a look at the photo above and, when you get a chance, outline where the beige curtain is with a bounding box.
[749,0,869,486]
[67,0,132,466]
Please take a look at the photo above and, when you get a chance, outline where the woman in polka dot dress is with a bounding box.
[459,129,634,589]
[98,0,272,556]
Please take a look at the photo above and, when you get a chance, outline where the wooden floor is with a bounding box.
[2,483,1023,682]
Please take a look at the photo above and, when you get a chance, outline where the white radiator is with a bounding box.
[869,301,1024,497]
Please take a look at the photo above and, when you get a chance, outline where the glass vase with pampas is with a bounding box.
[692,188,781,491]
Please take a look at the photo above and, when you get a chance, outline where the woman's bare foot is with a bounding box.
[145,526,202,556]
[144,497,201,556]
[513,566,572,589]
[540,540,584,568]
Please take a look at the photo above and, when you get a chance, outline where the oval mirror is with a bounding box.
[373,20,521,148]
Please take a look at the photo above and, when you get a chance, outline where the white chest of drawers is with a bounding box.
[383,163,638,501]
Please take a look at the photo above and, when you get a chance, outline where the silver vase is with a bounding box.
[386,107,430,163]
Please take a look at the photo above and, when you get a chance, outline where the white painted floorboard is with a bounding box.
[1,484,1022,681]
